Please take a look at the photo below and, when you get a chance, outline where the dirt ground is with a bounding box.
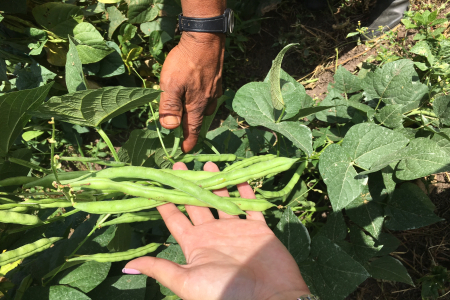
[224,0,450,299]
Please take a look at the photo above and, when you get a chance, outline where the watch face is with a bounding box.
[227,9,234,33]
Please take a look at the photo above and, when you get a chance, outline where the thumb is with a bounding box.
[159,84,184,130]
[124,256,187,292]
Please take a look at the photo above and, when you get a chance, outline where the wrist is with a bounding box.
[181,1,226,18]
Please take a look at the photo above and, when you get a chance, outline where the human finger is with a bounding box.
[204,98,217,116]
[181,102,207,153]
[173,162,214,225]
[236,182,266,222]
[203,161,239,220]
[159,61,184,129]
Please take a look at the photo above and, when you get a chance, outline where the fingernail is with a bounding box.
[122,268,142,275]
[163,116,180,126]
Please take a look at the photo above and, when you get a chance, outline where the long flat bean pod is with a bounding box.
[89,167,245,215]
[74,198,162,214]
[23,171,92,189]
[178,154,237,163]
[0,237,62,266]
[223,154,277,172]
[0,177,39,187]
[71,178,275,211]
[101,211,162,227]
[197,157,299,190]
[8,207,30,213]
[0,203,40,210]
[59,156,127,167]
[67,243,162,262]
[256,160,307,198]
[0,210,43,225]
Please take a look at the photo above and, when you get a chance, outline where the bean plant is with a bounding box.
[0,2,448,300]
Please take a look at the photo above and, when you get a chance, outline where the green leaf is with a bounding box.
[341,123,410,170]
[274,207,311,264]
[431,128,450,154]
[315,89,353,123]
[59,261,111,293]
[433,94,450,126]
[96,41,126,78]
[374,232,401,256]
[128,0,160,24]
[0,83,53,157]
[385,182,442,230]
[24,285,90,300]
[120,23,138,41]
[22,130,44,141]
[140,17,177,37]
[346,226,382,264]
[410,40,435,65]
[0,148,32,181]
[332,65,361,94]
[376,104,404,128]
[370,59,428,107]
[287,106,334,121]
[106,6,126,39]
[199,93,229,142]
[107,224,133,252]
[268,43,298,109]
[301,236,369,300]
[319,144,365,211]
[66,36,87,94]
[317,211,347,241]
[15,63,56,91]
[346,186,384,239]
[365,256,414,286]
[118,129,160,166]
[73,23,114,64]
[32,3,83,37]
[0,59,7,82]
[34,87,160,127]
[87,275,147,300]
[233,82,312,155]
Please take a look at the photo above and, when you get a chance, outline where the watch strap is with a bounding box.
[178,14,227,33]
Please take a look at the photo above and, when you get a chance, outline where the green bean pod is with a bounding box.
[70,178,275,212]
[197,157,299,190]
[59,156,127,167]
[8,207,31,213]
[23,171,92,189]
[178,154,237,163]
[0,237,62,266]
[101,211,162,227]
[89,167,245,215]
[223,154,277,172]
[14,274,32,300]
[39,202,73,208]
[0,203,40,210]
[74,198,162,214]
[0,210,43,225]
[0,177,39,187]
[256,160,307,198]
[67,243,162,262]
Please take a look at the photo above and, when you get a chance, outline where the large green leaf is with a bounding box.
[140,17,177,37]
[301,236,369,300]
[433,94,450,126]
[332,66,362,95]
[410,40,435,65]
[157,243,185,297]
[315,89,353,123]
[317,211,347,242]
[87,274,147,300]
[66,36,87,94]
[268,43,298,109]
[118,129,160,166]
[0,148,32,182]
[24,285,90,300]
[32,3,83,37]
[319,144,365,211]
[34,87,160,127]
[346,226,382,264]
[73,23,114,64]
[107,6,127,39]
[375,104,404,128]
[232,82,312,155]
[431,128,450,154]
[128,0,160,24]
[15,63,56,91]
[97,41,126,78]
[365,256,414,286]
[59,261,111,293]
[341,123,410,170]
[0,83,53,157]
[345,186,384,239]
[274,207,311,264]
[385,183,443,230]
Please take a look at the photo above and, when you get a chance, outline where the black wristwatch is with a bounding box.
[178,8,234,34]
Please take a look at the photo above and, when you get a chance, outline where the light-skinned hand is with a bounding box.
[123,161,310,300]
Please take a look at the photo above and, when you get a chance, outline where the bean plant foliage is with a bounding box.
[0,1,448,300]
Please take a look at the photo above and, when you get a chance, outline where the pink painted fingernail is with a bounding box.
[122,268,142,275]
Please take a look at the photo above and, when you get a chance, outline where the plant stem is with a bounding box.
[8,157,52,174]
[131,66,175,163]
[49,118,60,184]
[96,126,120,162]
[276,106,286,123]
[7,209,80,234]
[170,126,182,157]
[204,140,221,155]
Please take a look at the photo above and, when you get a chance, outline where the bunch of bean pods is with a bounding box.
[0,154,305,267]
